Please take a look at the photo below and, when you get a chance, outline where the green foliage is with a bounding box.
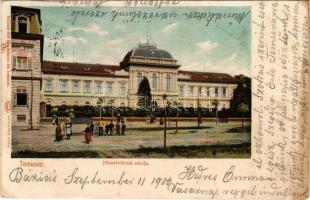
[237,103,250,113]
[137,77,152,112]
[47,105,250,118]
[230,75,251,110]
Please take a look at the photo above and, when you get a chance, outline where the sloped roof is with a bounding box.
[42,61,238,84]
[178,70,238,84]
[42,61,123,77]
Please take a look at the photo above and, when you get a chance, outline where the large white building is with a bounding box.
[11,6,238,127]
[41,44,238,110]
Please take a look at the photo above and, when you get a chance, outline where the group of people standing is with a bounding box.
[53,117,72,142]
[53,114,127,144]
[98,114,127,136]
[83,114,127,144]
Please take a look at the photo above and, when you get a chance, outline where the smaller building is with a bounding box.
[11,6,44,127]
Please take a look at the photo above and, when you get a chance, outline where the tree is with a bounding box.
[238,103,250,132]
[137,77,152,116]
[230,75,251,111]
[212,99,219,125]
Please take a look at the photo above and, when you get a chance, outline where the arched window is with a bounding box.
[85,101,90,106]
[137,72,143,88]
[166,74,171,92]
[18,16,28,33]
[152,73,158,90]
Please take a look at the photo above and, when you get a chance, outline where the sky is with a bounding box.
[38,6,251,76]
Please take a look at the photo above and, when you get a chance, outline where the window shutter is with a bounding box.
[27,58,31,70]
[13,56,16,68]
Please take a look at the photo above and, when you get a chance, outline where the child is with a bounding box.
[84,126,92,144]
[65,120,72,139]
[159,117,164,125]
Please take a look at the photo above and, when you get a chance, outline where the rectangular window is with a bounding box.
[15,56,28,70]
[189,86,194,96]
[72,80,80,93]
[95,81,103,94]
[59,80,68,93]
[223,87,227,97]
[198,86,202,96]
[206,87,210,97]
[16,88,27,105]
[214,87,218,97]
[179,85,184,97]
[44,79,53,92]
[106,82,113,94]
[17,115,26,122]
[83,81,92,94]
[119,82,126,95]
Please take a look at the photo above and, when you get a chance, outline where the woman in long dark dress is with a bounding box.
[121,118,126,135]
[55,124,62,142]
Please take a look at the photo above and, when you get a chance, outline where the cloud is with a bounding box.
[162,23,179,33]
[63,36,87,44]
[195,41,218,51]
[226,53,237,62]
[76,32,141,65]
[114,24,127,30]
[181,61,250,77]
[191,41,219,57]
[181,53,250,77]
[106,38,125,45]
[68,23,108,36]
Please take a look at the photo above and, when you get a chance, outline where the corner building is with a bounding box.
[11,6,44,127]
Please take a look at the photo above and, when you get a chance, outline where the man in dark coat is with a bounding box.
[109,120,114,135]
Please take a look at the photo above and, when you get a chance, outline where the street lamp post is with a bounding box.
[163,94,167,150]
[197,97,200,128]
[176,104,179,133]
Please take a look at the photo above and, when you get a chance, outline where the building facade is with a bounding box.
[11,6,44,127]
[41,44,238,112]
[11,6,238,127]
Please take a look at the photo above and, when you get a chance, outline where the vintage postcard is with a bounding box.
[0,0,308,199]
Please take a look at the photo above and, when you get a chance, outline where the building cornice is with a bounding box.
[177,78,238,84]
[42,71,129,79]
[125,61,181,69]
